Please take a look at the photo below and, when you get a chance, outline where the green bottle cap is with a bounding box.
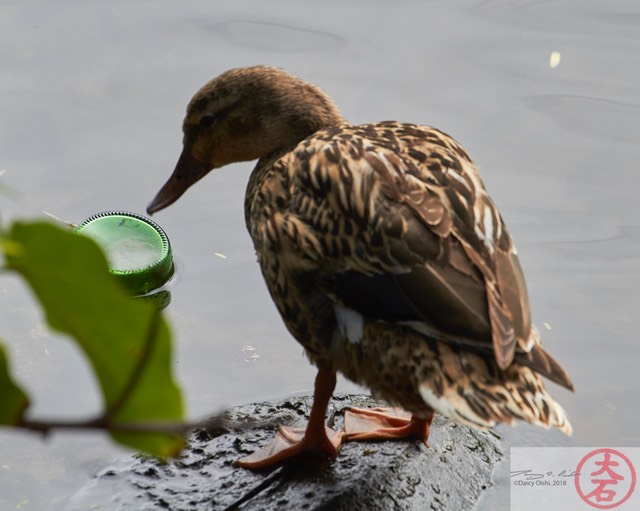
[75,211,174,296]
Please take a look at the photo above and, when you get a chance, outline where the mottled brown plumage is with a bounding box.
[148,65,573,468]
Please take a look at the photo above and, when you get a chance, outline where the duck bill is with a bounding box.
[146,149,213,215]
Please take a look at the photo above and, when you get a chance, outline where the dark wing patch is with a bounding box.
[332,272,423,323]
[333,262,491,343]
[394,264,491,341]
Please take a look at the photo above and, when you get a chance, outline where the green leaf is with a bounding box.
[0,343,29,425]
[4,221,184,456]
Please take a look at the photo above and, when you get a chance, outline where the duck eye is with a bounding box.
[199,114,215,127]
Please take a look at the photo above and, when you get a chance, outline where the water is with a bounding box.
[1,0,639,509]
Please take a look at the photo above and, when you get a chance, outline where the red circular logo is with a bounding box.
[575,448,636,509]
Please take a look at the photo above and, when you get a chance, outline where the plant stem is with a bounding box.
[15,413,226,438]
[104,307,161,420]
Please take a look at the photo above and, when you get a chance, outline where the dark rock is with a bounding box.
[68,394,502,510]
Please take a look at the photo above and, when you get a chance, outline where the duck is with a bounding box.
[147,65,574,470]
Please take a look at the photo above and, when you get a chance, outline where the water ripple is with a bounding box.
[470,0,640,37]
[205,20,345,52]
[524,94,640,144]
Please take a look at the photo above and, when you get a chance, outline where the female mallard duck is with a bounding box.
[147,65,574,470]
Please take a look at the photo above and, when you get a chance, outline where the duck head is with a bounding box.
[147,65,344,214]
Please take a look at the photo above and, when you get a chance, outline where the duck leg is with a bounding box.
[344,407,434,445]
[235,368,344,470]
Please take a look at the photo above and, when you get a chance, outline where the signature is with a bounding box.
[511,469,578,487]
[511,469,577,481]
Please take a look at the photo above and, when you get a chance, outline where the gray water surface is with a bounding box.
[1,1,639,509]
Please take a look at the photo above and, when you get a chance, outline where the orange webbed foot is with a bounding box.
[235,368,341,471]
[235,425,344,470]
[344,407,433,445]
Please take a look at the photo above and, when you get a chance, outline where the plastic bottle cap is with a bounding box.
[75,211,174,296]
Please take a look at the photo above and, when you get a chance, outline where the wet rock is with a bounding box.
[68,394,502,510]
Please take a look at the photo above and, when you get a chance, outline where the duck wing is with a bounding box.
[268,122,572,389]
